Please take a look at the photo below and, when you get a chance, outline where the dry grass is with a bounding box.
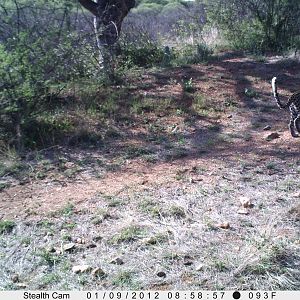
[0,166,299,290]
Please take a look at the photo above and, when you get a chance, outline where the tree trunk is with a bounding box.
[14,110,23,153]
[94,11,103,67]
[93,1,115,81]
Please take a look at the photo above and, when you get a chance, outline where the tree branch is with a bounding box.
[78,0,98,16]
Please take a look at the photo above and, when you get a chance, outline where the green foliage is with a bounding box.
[224,20,266,53]
[110,226,145,244]
[0,39,46,106]
[173,43,213,65]
[112,271,140,289]
[135,0,179,13]
[0,30,97,150]
[118,37,164,68]
[23,111,74,148]
[135,3,163,12]
[0,38,49,150]
[0,0,104,151]
[0,220,16,234]
[182,78,194,93]
[0,158,27,179]
[171,19,203,42]
[38,248,61,267]
[291,35,300,55]
[207,0,300,53]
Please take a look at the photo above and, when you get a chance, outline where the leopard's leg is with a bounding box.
[289,108,299,137]
[294,115,300,133]
[289,120,298,137]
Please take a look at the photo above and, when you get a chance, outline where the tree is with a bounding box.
[78,1,136,80]
[78,0,136,45]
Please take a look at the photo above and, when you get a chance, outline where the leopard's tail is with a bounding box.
[271,77,288,109]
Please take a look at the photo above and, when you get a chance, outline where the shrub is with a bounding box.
[173,43,213,65]
[118,41,164,68]
[0,38,49,151]
[0,220,16,234]
[207,0,300,53]
[117,32,164,68]
[0,30,98,150]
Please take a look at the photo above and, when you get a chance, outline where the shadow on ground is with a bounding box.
[1,53,300,190]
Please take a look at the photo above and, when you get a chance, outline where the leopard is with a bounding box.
[271,77,300,137]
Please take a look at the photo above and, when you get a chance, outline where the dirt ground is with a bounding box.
[0,54,299,290]
[1,54,299,218]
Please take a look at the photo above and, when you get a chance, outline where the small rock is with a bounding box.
[239,196,252,208]
[11,274,19,283]
[183,255,194,266]
[189,177,195,184]
[289,204,300,221]
[266,132,280,141]
[263,125,271,131]
[15,283,27,289]
[110,257,124,265]
[292,192,300,198]
[72,265,92,274]
[75,237,86,244]
[63,243,76,252]
[86,243,97,249]
[92,236,103,242]
[91,267,106,278]
[142,237,158,245]
[46,246,56,253]
[216,222,230,229]
[55,249,62,255]
[237,208,249,215]
[157,271,166,278]
[195,264,204,271]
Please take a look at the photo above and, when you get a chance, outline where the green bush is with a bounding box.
[0,30,98,150]
[173,43,213,65]
[222,20,266,53]
[0,220,16,234]
[22,113,74,148]
[290,35,300,55]
[118,34,164,68]
[119,43,164,68]
[207,0,300,53]
[0,38,49,151]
